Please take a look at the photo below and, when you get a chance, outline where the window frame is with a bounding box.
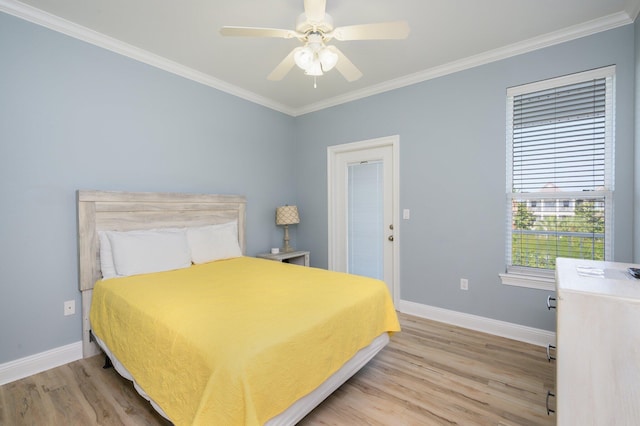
[500,66,616,291]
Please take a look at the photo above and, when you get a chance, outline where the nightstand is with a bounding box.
[257,250,309,267]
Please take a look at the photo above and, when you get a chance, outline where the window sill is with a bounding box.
[499,272,556,291]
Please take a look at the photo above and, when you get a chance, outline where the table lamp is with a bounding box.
[276,205,299,253]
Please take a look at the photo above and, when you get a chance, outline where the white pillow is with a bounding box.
[98,231,118,279]
[106,228,191,277]
[187,221,242,264]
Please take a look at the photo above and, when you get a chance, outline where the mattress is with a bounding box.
[90,256,400,425]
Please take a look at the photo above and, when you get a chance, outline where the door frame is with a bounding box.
[327,135,400,305]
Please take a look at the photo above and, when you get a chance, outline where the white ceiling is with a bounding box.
[2,0,639,116]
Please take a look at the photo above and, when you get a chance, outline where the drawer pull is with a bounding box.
[546,391,556,415]
[546,344,556,362]
[546,295,556,310]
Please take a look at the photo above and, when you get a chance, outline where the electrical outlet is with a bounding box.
[64,300,75,316]
[460,278,469,291]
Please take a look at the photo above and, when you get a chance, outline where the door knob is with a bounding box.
[388,235,394,241]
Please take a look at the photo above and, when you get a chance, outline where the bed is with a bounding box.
[77,190,400,425]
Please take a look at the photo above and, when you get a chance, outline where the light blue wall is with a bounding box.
[294,25,636,331]
[0,12,296,364]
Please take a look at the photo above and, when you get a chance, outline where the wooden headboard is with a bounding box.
[76,190,247,357]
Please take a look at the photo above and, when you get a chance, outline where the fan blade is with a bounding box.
[327,46,362,82]
[304,0,326,22]
[220,26,300,39]
[331,21,410,41]
[267,48,299,81]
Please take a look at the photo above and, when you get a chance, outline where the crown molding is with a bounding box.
[0,0,296,116]
[294,11,633,116]
[626,0,640,21]
[0,0,633,117]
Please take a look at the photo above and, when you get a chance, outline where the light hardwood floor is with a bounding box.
[0,313,555,425]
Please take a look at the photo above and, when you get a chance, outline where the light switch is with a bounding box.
[403,209,410,220]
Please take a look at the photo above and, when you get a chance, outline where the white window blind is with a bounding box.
[348,161,384,280]
[504,66,614,282]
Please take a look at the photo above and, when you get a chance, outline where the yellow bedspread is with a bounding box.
[90,256,400,425]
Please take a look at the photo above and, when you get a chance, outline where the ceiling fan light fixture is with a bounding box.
[305,58,324,76]
[318,47,338,71]
[294,46,314,70]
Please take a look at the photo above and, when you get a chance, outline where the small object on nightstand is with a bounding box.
[257,250,309,267]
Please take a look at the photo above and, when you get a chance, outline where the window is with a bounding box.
[501,66,615,290]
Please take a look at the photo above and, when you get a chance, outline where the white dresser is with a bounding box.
[555,258,640,425]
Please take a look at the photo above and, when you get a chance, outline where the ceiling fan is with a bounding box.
[219,0,409,83]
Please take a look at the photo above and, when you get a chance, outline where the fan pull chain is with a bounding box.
[314,76,317,89]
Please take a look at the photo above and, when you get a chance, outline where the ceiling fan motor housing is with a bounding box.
[296,12,334,36]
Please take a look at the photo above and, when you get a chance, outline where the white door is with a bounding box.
[327,136,399,303]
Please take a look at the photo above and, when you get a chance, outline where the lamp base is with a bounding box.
[282,225,294,253]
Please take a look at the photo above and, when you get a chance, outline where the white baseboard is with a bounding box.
[0,341,83,386]
[398,300,556,347]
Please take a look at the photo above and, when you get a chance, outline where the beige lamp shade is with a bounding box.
[276,205,299,253]
[276,205,300,225]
